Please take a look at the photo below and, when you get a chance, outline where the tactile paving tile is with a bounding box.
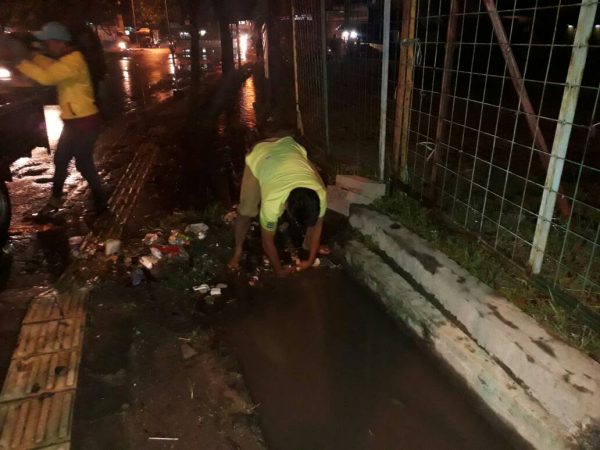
[0,351,80,402]
[14,317,85,360]
[0,391,73,449]
[36,443,70,450]
[23,290,86,325]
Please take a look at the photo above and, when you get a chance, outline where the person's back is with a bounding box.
[246,136,326,230]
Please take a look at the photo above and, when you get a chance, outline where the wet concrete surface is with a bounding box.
[217,268,516,450]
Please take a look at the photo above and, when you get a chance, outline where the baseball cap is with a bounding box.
[34,22,72,42]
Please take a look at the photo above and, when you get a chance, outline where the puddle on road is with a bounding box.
[217,270,515,450]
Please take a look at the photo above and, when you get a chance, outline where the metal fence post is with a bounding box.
[377,0,392,181]
[319,0,330,152]
[528,1,598,274]
[291,2,305,135]
[429,0,460,201]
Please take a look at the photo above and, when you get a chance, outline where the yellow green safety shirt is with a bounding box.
[246,136,327,231]
[17,51,98,120]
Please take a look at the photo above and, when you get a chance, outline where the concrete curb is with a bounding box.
[346,205,600,447]
[341,240,569,449]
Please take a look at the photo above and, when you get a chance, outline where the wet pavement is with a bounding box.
[0,48,200,382]
[217,269,516,450]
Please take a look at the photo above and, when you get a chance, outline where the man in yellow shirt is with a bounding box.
[14,22,105,215]
[229,120,327,277]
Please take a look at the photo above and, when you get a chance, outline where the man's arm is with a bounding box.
[261,229,293,277]
[296,217,324,272]
[17,56,78,86]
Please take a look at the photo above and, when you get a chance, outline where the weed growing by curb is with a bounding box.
[373,193,600,361]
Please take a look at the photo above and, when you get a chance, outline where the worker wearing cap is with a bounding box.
[15,22,106,215]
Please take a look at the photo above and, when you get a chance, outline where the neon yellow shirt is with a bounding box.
[17,52,98,120]
[246,136,327,231]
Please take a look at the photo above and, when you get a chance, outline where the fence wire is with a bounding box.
[404,0,600,308]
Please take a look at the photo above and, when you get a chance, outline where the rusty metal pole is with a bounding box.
[392,0,417,184]
[482,0,571,220]
[291,3,305,135]
[429,0,460,202]
[529,0,597,274]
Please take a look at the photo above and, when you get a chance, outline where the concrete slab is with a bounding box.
[340,240,570,450]
[335,175,385,200]
[326,185,373,216]
[349,205,600,443]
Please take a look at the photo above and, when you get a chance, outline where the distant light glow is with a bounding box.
[200,29,207,36]
[124,30,130,36]
[567,24,575,29]
[43,105,64,151]
[595,24,600,30]
[117,41,127,50]
[341,30,349,40]
[240,33,248,61]
[0,67,11,80]
[350,30,358,39]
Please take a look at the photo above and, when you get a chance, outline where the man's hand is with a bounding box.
[295,259,313,272]
[275,266,294,278]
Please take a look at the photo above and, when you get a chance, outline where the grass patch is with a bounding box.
[373,193,600,361]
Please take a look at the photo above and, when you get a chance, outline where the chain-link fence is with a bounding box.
[402,0,600,308]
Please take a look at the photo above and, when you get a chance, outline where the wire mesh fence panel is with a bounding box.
[293,0,328,150]
[324,0,385,175]
[402,0,600,308]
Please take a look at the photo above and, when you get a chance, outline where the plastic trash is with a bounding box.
[150,247,163,259]
[105,239,121,256]
[143,233,159,245]
[69,236,84,246]
[193,284,210,294]
[132,268,144,286]
[168,230,190,246]
[216,283,228,289]
[140,255,159,270]
[186,223,209,234]
[210,287,222,296]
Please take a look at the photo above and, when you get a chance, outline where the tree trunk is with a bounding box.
[218,13,235,75]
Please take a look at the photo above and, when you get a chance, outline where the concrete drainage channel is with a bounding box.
[331,175,600,449]
[0,141,158,450]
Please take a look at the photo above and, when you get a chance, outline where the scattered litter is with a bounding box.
[210,287,222,296]
[148,437,179,441]
[193,284,210,294]
[223,209,238,224]
[216,283,228,289]
[153,245,181,257]
[312,258,321,268]
[143,233,159,245]
[139,255,159,270]
[131,268,144,286]
[181,342,198,360]
[168,230,190,246]
[68,236,84,246]
[150,247,163,259]
[248,275,259,287]
[186,222,209,236]
[105,239,121,256]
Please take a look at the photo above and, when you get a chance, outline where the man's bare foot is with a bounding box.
[228,253,242,271]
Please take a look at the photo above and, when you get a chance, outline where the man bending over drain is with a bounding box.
[228,119,327,277]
